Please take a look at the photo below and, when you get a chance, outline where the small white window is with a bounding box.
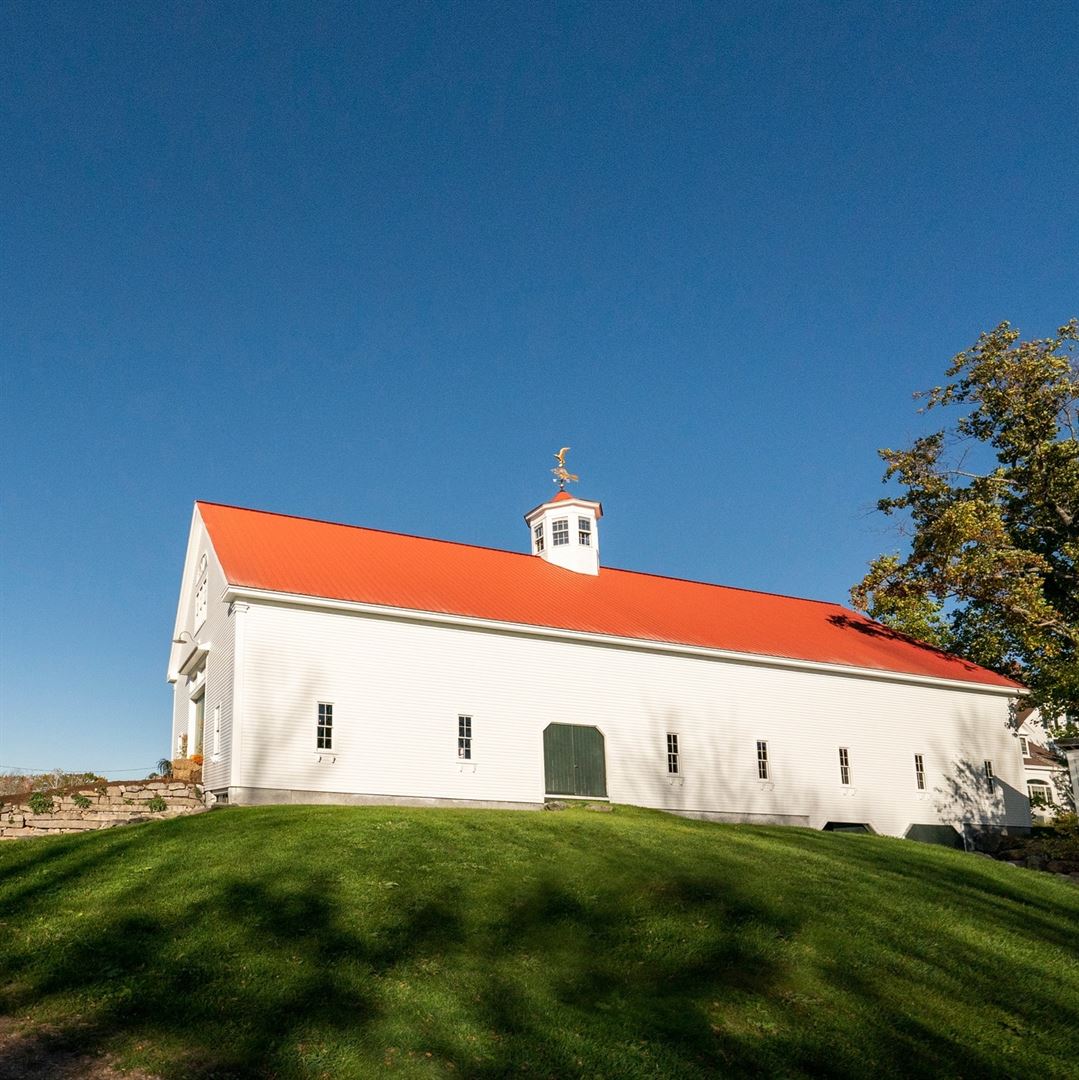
[666,733,679,774]
[1019,736,1029,756]
[533,523,545,552]
[983,760,994,793]
[578,517,592,546]
[458,715,472,759]
[914,753,926,791]
[839,747,852,786]
[757,740,769,780]
[552,518,569,546]
[212,705,222,761]
[317,703,333,750]
[194,576,208,628]
[1027,780,1052,806]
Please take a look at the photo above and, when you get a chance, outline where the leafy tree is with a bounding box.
[851,318,1078,730]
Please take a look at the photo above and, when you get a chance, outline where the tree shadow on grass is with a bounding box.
[1,813,1077,1079]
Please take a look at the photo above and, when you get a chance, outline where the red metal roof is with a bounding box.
[197,501,1021,689]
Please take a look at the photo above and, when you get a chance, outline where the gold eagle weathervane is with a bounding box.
[551,446,579,491]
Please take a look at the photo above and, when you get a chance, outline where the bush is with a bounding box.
[147,796,168,813]
[28,792,54,815]
[156,759,173,778]
[72,794,92,810]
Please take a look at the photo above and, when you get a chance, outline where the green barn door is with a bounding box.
[543,724,607,798]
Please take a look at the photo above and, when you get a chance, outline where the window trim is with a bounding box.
[1019,736,1029,756]
[1027,779,1053,806]
[533,522,545,552]
[756,739,769,781]
[552,517,570,547]
[578,516,592,546]
[458,714,473,760]
[839,747,852,786]
[914,752,926,791]
[212,704,222,762]
[317,702,334,751]
[666,732,679,775]
[983,759,994,793]
[193,575,208,630]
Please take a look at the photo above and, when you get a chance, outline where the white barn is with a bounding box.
[167,488,1032,844]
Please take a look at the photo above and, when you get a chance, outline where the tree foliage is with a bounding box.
[852,319,1079,728]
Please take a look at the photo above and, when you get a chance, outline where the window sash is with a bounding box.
[666,732,679,774]
[983,760,994,792]
[458,715,472,759]
[552,518,570,546]
[533,523,544,552]
[839,747,851,785]
[914,753,926,790]
[194,577,208,625]
[756,740,769,780]
[1019,736,1028,756]
[1028,781,1052,805]
[317,702,333,750]
[578,517,591,546]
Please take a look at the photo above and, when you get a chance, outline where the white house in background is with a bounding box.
[167,478,1034,845]
[1015,710,1073,818]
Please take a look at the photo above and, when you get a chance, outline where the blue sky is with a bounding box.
[2,1,1077,776]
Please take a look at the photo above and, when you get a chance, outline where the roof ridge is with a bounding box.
[195,500,841,607]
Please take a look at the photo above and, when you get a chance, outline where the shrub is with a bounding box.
[156,758,173,778]
[72,793,92,809]
[147,796,168,813]
[28,792,55,815]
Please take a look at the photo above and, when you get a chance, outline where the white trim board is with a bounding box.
[222,585,1024,699]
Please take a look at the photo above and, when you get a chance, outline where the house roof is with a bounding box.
[1024,742,1061,768]
[197,501,1022,690]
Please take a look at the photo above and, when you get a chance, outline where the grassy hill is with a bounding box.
[1,804,1077,1079]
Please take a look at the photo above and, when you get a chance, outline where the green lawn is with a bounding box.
[1,804,1076,1079]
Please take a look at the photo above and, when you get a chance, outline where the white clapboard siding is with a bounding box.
[169,514,235,792]
[230,598,1028,837]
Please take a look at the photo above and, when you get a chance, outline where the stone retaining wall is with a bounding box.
[0,780,206,839]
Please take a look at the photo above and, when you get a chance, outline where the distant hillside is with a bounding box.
[1,805,1076,1078]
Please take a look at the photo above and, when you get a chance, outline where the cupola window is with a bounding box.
[533,522,545,552]
[552,518,569,546]
[578,517,592,546]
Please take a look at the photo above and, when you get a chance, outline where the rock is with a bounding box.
[1046,860,1076,875]
[544,801,569,811]
[583,803,613,812]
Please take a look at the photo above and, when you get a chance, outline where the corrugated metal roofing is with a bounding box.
[197,501,1021,690]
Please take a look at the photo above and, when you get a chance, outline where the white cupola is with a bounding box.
[524,489,603,575]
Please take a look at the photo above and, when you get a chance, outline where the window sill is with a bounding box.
[314,752,337,764]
